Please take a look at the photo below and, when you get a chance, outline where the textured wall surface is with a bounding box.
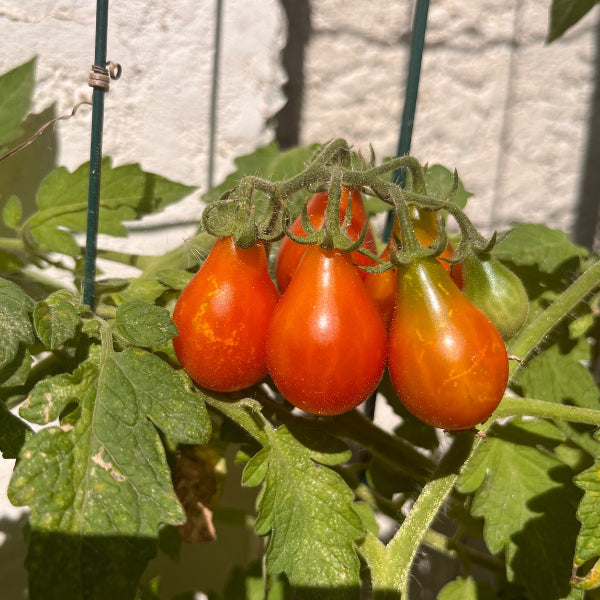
[302,0,597,235]
[0,0,598,597]
[0,0,286,261]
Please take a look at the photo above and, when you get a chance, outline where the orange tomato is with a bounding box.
[267,245,387,415]
[388,257,508,430]
[173,236,280,392]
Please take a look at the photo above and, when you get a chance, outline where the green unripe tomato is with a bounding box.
[461,251,529,341]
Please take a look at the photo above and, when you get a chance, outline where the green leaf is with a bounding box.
[242,425,363,591]
[513,344,600,410]
[547,0,599,43]
[404,164,473,210]
[25,529,157,600]
[457,419,580,600]
[220,559,290,600]
[0,57,36,148]
[3,195,22,229]
[203,142,317,205]
[156,269,194,291]
[116,300,178,347]
[424,164,473,210]
[285,423,352,466]
[0,249,23,271]
[573,431,600,565]
[9,342,210,598]
[24,159,196,256]
[492,223,587,273]
[0,277,35,369]
[0,400,32,459]
[437,576,496,600]
[0,345,32,387]
[114,278,171,305]
[33,289,83,350]
[352,501,379,537]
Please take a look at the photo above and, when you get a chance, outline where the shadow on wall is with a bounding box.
[0,513,29,599]
[0,105,59,239]
[274,0,311,150]
[574,12,600,252]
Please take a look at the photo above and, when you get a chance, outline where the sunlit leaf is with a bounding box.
[492,224,587,273]
[33,290,83,350]
[0,57,36,147]
[458,419,580,600]
[573,430,600,567]
[0,277,35,369]
[242,425,363,591]
[116,300,177,347]
[24,159,196,256]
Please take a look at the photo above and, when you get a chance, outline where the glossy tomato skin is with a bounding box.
[388,258,508,430]
[172,236,280,392]
[364,208,455,328]
[460,252,529,341]
[363,243,396,328]
[275,188,376,293]
[266,245,387,416]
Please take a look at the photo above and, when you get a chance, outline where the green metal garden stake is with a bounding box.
[366,0,430,423]
[383,0,430,242]
[83,0,110,307]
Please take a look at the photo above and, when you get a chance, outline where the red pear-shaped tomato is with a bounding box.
[172,236,280,392]
[266,245,387,415]
[275,187,376,293]
[388,257,508,430]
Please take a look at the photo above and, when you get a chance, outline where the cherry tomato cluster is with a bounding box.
[172,182,523,431]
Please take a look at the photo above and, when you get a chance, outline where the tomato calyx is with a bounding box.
[202,179,289,249]
[283,171,372,256]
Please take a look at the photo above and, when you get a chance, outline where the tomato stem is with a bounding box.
[507,257,600,371]
[364,434,479,596]
[203,394,272,445]
[493,395,600,427]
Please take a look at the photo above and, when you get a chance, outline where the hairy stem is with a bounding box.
[508,258,600,373]
[494,395,600,427]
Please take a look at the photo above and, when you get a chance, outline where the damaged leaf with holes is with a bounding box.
[9,341,211,597]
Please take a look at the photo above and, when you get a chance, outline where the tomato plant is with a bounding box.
[275,187,376,292]
[266,244,387,415]
[172,236,279,392]
[1,99,600,600]
[388,257,509,430]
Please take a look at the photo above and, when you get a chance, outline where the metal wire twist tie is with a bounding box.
[88,61,122,91]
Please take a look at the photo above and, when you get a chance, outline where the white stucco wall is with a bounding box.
[302,0,597,235]
[0,0,598,596]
